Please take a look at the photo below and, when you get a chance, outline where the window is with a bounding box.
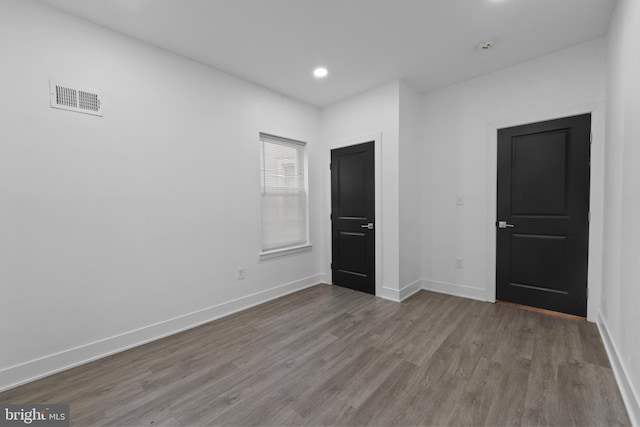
[259,133,309,254]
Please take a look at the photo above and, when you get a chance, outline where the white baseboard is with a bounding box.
[0,274,325,393]
[422,279,487,302]
[378,286,400,302]
[597,311,640,427]
[399,280,423,301]
[378,280,422,302]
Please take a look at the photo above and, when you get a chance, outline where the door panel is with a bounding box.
[337,152,367,218]
[497,114,590,316]
[510,234,568,293]
[331,142,375,295]
[337,231,369,276]
[512,131,568,215]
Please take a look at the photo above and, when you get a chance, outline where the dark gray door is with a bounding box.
[497,114,591,316]
[331,142,375,295]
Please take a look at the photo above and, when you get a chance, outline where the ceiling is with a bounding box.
[36,0,617,107]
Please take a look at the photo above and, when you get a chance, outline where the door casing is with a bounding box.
[496,114,591,316]
[486,102,605,321]
[328,133,382,297]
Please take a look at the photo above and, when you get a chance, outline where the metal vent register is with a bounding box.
[50,81,103,116]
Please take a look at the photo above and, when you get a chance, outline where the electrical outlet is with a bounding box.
[455,258,464,269]
[237,268,246,280]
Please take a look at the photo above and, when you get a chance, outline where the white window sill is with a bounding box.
[259,243,312,260]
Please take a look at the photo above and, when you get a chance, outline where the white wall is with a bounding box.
[320,80,401,300]
[0,0,324,391]
[2,4,635,418]
[420,39,607,318]
[599,0,640,423]
[399,81,422,298]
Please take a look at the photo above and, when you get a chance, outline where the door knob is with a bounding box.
[360,223,374,230]
[498,221,515,228]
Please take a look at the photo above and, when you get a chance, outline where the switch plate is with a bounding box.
[238,268,246,280]
[456,195,464,206]
[455,258,464,269]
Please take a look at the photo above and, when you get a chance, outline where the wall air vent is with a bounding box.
[49,81,103,116]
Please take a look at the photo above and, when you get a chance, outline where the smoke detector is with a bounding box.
[478,40,495,51]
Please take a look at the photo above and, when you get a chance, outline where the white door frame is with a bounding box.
[485,101,605,321]
[328,132,383,297]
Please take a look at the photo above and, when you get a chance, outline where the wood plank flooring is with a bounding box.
[0,285,630,426]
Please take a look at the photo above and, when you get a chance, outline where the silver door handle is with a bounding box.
[498,221,515,228]
[361,223,374,230]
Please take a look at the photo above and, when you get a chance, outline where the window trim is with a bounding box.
[258,243,312,260]
[259,133,311,258]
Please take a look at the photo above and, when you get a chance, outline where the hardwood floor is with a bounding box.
[0,285,630,426]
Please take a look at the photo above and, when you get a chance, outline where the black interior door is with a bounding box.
[497,114,591,317]
[331,142,375,295]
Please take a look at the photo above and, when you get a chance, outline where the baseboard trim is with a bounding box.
[378,280,422,302]
[378,287,400,302]
[399,280,423,301]
[597,311,640,427]
[0,274,325,393]
[422,280,486,302]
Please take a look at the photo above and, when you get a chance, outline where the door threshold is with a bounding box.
[496,301,586,320]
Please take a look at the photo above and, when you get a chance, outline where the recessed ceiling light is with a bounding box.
[478,40,495,50]
[313,67,328,78]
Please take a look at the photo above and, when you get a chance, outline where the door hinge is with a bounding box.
[590,132,593,144]
[586,288,589,299]
[330,213,333,220]
[329,162,332,170]
[588,211,591,223]
[330,263,333,270]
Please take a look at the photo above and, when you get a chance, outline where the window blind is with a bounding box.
[259,133,308,251]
